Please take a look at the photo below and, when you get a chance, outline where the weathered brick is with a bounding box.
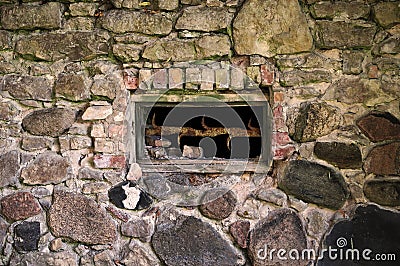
[93,154,126,169]
[91,124,106,138]
[260,64,274,86]
[153,69,168,90]
[230,68,244,90]
[215,68,230,90]
[274,145,296,160]
[200,68,215,91]
[368,65,379,79]
[70,136,92,150]
[82,105,113,121]
[168,68,183,89]
[138,69,153,90]
[272,132,292,147]
[94,138,115,153]
[186,68,201,89]
[108,124,124,139]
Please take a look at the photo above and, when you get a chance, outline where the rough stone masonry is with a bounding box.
[0,0,399,265]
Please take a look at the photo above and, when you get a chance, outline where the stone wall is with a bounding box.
[0,0,399,265]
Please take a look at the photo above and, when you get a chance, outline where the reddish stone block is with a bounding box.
[123,72,138,90]
[357,112,400,142]
[364,142,400,175]
[108,124,124,139]
[229,220,250,248]
[272,132,292,147]
[273,105,286,131]
[231,56,250,72]
[260,64,275,85]
[93,154,126,169]
[1,192,41,221]
[274,145,296,160]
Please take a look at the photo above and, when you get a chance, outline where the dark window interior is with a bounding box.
[144,105,262,160]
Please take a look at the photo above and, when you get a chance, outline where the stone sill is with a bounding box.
[138,159,272,174]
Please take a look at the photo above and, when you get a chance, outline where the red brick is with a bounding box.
[93,154,126,169]
[260,64,275,85]
[273,105,286,131]
[123,73,138,90]
[274,145,296,160]
[272,132,292,147]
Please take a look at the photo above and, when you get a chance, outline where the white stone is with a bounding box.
[82,105,113,120]
[121,184,141,210]
[127,163,142,181]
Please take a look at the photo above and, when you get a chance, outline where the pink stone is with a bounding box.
[1,192,41,221]
[229,220,250,248]
[272,132,292,147]
[231,56,250,72]
[273,145,296,160]
[93,154,126,169]
[273,105,286,131]
[261,64,275,85]
[153,69,168,89]
[108,124,124,138]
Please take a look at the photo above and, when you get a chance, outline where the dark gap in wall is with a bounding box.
[145,105,262,160]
